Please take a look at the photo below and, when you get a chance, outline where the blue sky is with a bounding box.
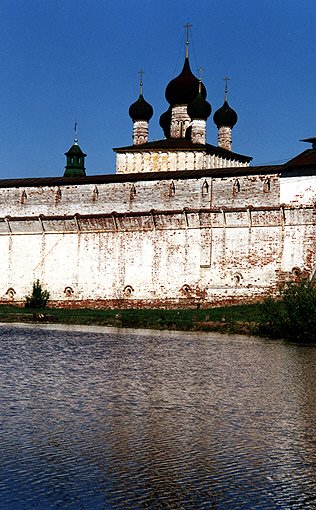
[0,0,315,178]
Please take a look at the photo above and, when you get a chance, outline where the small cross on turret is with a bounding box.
[64,124,87,177]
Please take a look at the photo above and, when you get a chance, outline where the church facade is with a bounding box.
[0,41,315,308]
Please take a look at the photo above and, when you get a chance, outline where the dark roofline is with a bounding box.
[282,148,316,169]
[0,165,284,189]
[113,138,252,163]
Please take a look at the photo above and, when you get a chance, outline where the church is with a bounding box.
[0,34,315,308]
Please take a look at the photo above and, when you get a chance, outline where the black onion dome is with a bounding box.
[165,57,207,107]
[187,92,212,120]
[213,100,238,128]
[129,94,153,122]
[159,107,172,138]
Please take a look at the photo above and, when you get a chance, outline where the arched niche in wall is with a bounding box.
[169,181,176,197]
[123,285,134,297]
[233,273,243,286]
[202,180,209,195]
[5,287,16,300]
[64,286,74,297]
[263,177,271,193]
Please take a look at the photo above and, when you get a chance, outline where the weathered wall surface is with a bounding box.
[280,174,316,206]
[116,150,249,174]
[0,173,280,217]
[0,204,314,308]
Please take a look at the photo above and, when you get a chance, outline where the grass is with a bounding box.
[0,302,265,335]
[2,280,315,341]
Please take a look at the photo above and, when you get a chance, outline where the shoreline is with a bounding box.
[0,303,263,337]
[1,305,314,343]
[0,321,266,344]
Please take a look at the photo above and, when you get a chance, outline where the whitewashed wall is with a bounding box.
[0,172,314,307]
[280,174,316,205]
[0,206,314,307]
[116,150,249,174]
[0,173,280,218]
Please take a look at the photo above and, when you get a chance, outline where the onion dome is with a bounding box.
[159,107,172,138]
[187,90,212,120]
[129,94,153,122]
[165,57,207,107]
[213,100,238,128]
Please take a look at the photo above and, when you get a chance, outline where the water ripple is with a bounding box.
[0,324,315,508]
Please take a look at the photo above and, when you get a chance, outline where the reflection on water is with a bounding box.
[0,324,316,509]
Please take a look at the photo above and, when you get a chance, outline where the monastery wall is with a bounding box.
[0,201,314,307]
[280,174,316,206]
[2,170,311,216]
[0,173,280,218]
[0,171,314,308]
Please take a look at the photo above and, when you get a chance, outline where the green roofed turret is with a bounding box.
[64,124,87,177]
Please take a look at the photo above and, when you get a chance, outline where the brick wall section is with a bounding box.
[0,171,314,307]
[0,173,280,218]
[0,204,314,307]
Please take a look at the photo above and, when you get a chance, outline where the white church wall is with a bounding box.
[115,150,250,174]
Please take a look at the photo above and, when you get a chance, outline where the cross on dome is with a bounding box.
[184,22,192,58]
[224,77,230,101]
[138,69,144,95]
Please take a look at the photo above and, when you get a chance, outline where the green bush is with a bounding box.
[25,280,50,309]
[261,279,316,341]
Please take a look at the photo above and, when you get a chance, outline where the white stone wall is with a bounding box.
[116,150,249,174]
[280,174,316,206]
[0,173,314,307]
[0,204,314,307]
[0,174,280,218]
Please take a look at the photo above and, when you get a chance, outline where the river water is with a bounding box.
[0,324,315,509]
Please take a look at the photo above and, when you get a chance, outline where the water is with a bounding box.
[0,324,315,509]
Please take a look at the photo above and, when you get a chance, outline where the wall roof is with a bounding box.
[113,138,252,163]
[0,165,284,189]
[283,148,316,169]
[2,146,316,189]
